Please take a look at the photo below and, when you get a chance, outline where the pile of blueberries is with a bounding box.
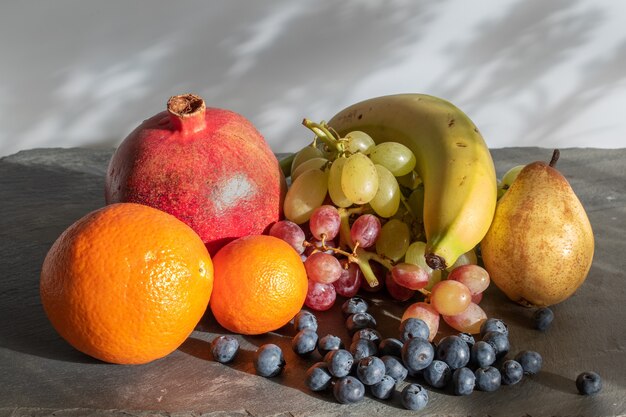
[294,297,545,410]
[209,297,602,410]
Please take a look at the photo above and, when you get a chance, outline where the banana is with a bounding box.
[328,94,497,270]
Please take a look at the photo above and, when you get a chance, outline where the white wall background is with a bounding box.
[1,0,626,157]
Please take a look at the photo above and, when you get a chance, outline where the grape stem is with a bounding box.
[302,119,344,154]
[337,207,396,288]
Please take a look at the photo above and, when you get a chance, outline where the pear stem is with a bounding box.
[549,149,560,167]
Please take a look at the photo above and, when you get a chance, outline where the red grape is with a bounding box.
[448,264,490,295]
[391,263,429,290]
[304,252,342,284]
[350,214,381,248]
[430,280,472,316]
[385,272,415,301]
[333,259,362,297]
[471,292,483,304]
[305,280,337,311]
[442,302,487,334]
[269,220,306,254]
[309,205,341,240]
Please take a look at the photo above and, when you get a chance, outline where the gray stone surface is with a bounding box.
[0,147,624,417]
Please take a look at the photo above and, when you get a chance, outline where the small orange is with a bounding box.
[40,203,213,364]
[210,234,307,335]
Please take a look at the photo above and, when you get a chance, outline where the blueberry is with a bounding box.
[254,344,285,377]
[210,335,239,364]
[324,349,354,378]
[346,312,377,335]
[533,307,554,331]
[423,360,451,389]
[576,371,602,395]
[333,376,365,404]
[470,341,496,368]
[342,297,368,316]
[350,338,378,361]
[436,335,470,370]
[378,338,404,357]
[381,355,408,382]
[515,350,542,375]
[480,318,509,337]
[401,383,429,411]
[292,329,318,356]
[500,359,523,385]
[482,331,510,359]
[370,375,396,400]
[352,327,382,347]
[401,337,434,373]
[305,362,332,391]
[458,332,476,348]
[452,367,475,396]
[293,310,318,332]
[399,318,430,342]
[356,356,386,385]
[475,366,501,392]
[318,334,344,357]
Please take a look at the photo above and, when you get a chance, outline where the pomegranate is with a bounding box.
[105,93,286,255]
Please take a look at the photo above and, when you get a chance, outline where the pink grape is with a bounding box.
[448,264,490,295]
[305,280,336,311]
[401,302,440,341]
[385,272,415,302]
[471,292,483,304]
[442,302,487,334]
[430,280,472,316]
[269,220,306,254]
[304,252,342,284]
[333,259,362,297]
[350,214,381,248]
[309,205,341,240]
[391,263,429,290]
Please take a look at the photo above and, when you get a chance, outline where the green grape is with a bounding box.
[447,248,478,271]
[376,219,411,262]
[370,164,401,218]
[501,165,525,189]
[291,157,328,182]
[341,153,379,204]
[328,157,353,207]
[290,145,324,177]
[405,241,442,290]
[284,169,328,224]
[368,142,416,177]
[345,131,375,154]
[407,185,425,225]
[397,170,422,190]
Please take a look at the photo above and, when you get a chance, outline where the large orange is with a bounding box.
[40,203,213,364]
[210,235,307,335]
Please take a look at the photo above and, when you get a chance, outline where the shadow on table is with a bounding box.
[0,159,106,364]
[179,293,454,410]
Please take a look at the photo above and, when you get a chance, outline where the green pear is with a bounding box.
[481,150,594,307]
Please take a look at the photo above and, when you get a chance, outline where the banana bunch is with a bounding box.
[327,94,497,270]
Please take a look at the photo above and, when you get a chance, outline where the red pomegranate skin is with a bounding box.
[105,99,286,255]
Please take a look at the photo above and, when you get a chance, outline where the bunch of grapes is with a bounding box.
[271,120,491,337]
